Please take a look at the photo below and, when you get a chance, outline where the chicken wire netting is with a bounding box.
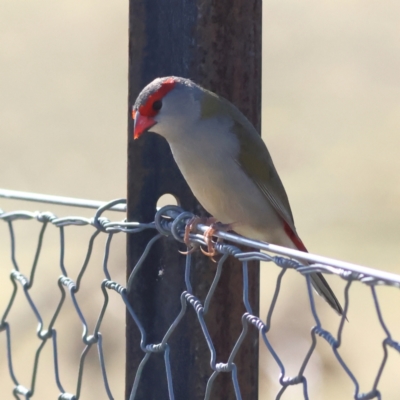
[1,192,400,400]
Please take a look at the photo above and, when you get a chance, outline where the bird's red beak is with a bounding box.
[132,109,157,139]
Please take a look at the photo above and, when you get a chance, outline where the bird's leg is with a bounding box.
[179,216,214,255]
[180,217,234,259]
[200,221,235,259]
[200,224,218,258]
[183,216,205,243]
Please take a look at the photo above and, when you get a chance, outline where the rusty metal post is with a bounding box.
[127,1,261,399]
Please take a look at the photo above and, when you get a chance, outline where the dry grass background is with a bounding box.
[1,1,400,399]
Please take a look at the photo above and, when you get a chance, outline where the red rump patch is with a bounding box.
[139,77,176,117]
[283,221,308,252]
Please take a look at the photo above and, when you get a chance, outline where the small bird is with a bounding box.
[132,76,343,315]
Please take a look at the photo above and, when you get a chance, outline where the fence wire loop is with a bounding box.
[1,195,400,400]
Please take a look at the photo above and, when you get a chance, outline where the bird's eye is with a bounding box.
[152,100,162,111]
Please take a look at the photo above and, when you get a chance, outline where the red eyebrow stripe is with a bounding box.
[138,77,176,117]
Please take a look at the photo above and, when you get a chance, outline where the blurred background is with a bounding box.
[1,0,400,399]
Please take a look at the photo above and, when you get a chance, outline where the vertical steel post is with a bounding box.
[127,1,261,399]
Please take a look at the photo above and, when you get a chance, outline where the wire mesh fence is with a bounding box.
[1,190,400,400]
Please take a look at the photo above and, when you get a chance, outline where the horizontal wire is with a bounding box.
[194,224,400,285]
[0,188,126,212]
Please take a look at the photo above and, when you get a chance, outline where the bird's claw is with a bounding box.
[179,216,231,262]
[179,245,197,255]
[179,215,207,255]
[200,225,218,258]
[200,221,236,261]
[178,216,219,259]
[183,216,201,245]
